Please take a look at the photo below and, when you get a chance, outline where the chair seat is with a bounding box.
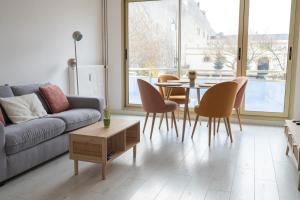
[163,100,178,113]
[169,95,187,104]
[194,105,227,118]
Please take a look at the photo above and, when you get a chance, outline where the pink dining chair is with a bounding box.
[217,76,248,132]
[137,79,179,139]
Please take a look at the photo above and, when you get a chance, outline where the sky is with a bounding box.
[195,0,292,35]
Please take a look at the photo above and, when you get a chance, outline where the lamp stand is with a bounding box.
[74,40,80,96]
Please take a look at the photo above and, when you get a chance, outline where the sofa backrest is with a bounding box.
[0,85,14,98]
[0,85,15,124]
[10,83,51,113]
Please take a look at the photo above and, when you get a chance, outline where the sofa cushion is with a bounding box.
[0,94,47,124]
[4,118,66,155]
[39,85,70,113]
[48,109,101,132]
[11,83,51,113]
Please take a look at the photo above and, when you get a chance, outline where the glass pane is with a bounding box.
[128,0,178,104]
[181,0,240,106]
[245,0,291,113]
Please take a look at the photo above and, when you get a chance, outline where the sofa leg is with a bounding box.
[0,181,5,187]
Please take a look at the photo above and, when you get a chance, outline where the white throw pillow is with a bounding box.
[0,93,47,124]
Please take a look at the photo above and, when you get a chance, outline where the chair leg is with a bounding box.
[187,109,191,126]
[150,113,156,140]
[226,117,233,143]
[191,114,199,139]
[208,117,212,146]
[285,145,289,155]
[143,112,149,133]
[159,113,164,130]
[217,118,220,133]
[213,118,216,136]
[236,108,242,131]
[165,113,169,131]
[172,112,179,137]
[224,118,229,136]
[171,114,174,128]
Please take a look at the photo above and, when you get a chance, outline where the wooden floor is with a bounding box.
[0,115,299,200]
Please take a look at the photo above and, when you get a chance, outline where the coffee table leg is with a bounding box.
[74,160,78,176]
[102,163,107,180]
[133,145,137,160]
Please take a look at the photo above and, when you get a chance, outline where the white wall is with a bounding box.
[2,0,298,115]
[0,0,102,93]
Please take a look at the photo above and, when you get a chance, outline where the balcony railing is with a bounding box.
[128,67,286,112]
[129,67,286,82]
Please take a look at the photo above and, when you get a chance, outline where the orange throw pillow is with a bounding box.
[0,107,6,126]
[39,85,70,113]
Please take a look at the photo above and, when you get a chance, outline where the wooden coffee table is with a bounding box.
[69,120,140,180]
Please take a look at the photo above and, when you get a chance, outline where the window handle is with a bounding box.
[289,46,292,60]
[238,47,242,61]
[125,49,128,60]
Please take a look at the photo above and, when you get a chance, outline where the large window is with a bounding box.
[127,0,178,104]
[125,0,297,117]
[181,0,240,78]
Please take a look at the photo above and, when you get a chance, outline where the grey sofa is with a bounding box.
[0,84,104,184]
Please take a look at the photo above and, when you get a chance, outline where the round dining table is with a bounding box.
[155,81,215,142]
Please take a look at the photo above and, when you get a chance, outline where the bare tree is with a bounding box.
[128,5,176,72]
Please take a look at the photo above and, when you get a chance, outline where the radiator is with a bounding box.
[69,65,105,98]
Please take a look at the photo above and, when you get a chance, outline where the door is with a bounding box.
[242,0,294,116]
[126,0,179,105]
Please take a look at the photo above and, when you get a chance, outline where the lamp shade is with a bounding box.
[67,58,76,68]
[72,31,83,41]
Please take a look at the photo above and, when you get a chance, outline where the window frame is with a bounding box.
[123,0,300,118]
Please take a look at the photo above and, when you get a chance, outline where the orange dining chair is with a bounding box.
[158,74,191,129]
[217,77,248,132]
[137,79,179,139]
[191,81,239,146]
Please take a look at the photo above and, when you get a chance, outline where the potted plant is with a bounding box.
[103,108,111,128]
[188,70,197,86]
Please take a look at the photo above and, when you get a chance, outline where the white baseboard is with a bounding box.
[111,109,285,127]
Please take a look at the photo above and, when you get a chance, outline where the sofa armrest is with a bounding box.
[0,123,6,182]
[0,123,4,149]
[67,96,105,118]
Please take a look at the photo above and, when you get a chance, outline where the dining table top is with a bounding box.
[154,81,216,89]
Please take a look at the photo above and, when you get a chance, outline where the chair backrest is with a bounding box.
[137,79,166,113]
[233,77,248,109]
[197,81,238,118]
[158,74,185,96]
